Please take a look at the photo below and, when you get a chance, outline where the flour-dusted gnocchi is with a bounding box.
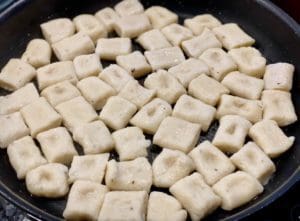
[261,90,297,126]
[77,77,116,110]
[170,173,221,221]
[145,6,178,29]
[222,71,264,100]
[216,94,263,123]
[96,37,132,60]
[73,53,102,80]
[95,7,120,32]
[184,14,222,35]
[144,70,186,104]
[98,191,148,221]
[68,153,109,183]
[212,115,252,153]
[136,29,172,51]
[152,148,195,188]
[63,180,108,221]
[249,120,295,158]
[231,142,276,185]
[105,157,152,191]
[0,59,36,91]
[153,116,201,153]
[73,121,114,154]
[161,24,193,46]
[200,48,237,81]
[188,74,229,106]
[147,191,187,221]
[36,127,78,165]
[25,163,69,198]
[114,0,144,16]
[212,171,263,211]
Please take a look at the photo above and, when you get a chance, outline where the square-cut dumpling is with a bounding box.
[161,24,193,46]
[212,115,252,153]
[77,77,116,110]
[264,63,294,91]
[95,7,120,32]
[63,180,108,221]
[145,6,178,29]
[184,14,221,35]
[144,70,186,104]
[36,127,77,165]
[136,29,171,51]
[73,53,102,80]
[114,0,144,16]
[153,116,201,153]
[7,136,46,179]
[147,191,187,221]
[20,97,62,137]
[216,94,263,123]
[189,141,235,185]
[188,74,229,106]
[112,127,150,161]
[212,171,263,210]
[73,121,114,154]
[98,191,148,221]
[105,157,152,191]
[152,148,195,188]
[68,153,109,183]
[0,59,36,91]
[249,120,295,158]
[222,71,264,100]
[170,173,221,221]
[96,37,132,60]
[261,90,297,126]
[173,94,216,132]
[130,98,172,134]
[231,142,276,185]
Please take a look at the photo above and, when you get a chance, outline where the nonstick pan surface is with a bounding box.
[0,0,299,220]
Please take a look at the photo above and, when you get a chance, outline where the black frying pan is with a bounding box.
[0,0,299,220]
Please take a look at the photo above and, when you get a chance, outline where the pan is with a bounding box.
[0,0,299,220]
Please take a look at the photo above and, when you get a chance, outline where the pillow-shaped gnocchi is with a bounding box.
[145,6,178,29]
[161,23,193,46]
[114,0,144,16]
[73,53,103,80]
[96,37,132,60]
[95,7,120,32]
[184,14,221,35]
[136,29,171,51]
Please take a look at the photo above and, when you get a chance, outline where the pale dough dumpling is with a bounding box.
[114,0,144,16]
[95,7,120,32]
[96,37,132,60]
[184,14,221,35]
[136,29,171,51]
[145,6,178,29]
[152,148,195,188]
[161,24,193,46]
[73,53,103,80]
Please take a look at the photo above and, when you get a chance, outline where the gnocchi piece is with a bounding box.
[249,120,295,158]
[7,136,46,179]
[105,157,152,191]
[130,98,172,134]
[36,127,78,165]
[213,23,255,50]
[264,63,294,91]
[188,74,229,106]
[212,171,263,211]
[212,115,252,153]
[112,127,150,161]
[228,47,266,78]
[55,96,98,132]
[161,24,193,46]
[40,18,75,44]
[63,180,108,221]
[98,191,148,221]
[173,94,216,132]
[216,94,263,123]
[231,142,276,185]
[222,71,264,100]
[153,116,201,153]
[95,7,120,32]
[114,0,144,16]
[136,29,172,51]
[147,191,187,221]
[0,59,36,91]
[184,14,222,35]
[72,121,114,154]
[152,148,195,188]
[262,90,297,126]
[181,28,222,58]
[116,51,151,78]
[96,37,132,60]
[168,58,209,88]
[52,32,95,61]
[170,173,221,221]
[144,70,186,104]
[73,53,102,80]
[144,46,185,70]
[68,154,109,183]
[200,48,237,81]
[145,6,178,29]
[189,141,235,185]
[99,96,137,130]
[77,77,116,110]
[20,97,62,137]
[21,39,51,68]
[25,163,69,198]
